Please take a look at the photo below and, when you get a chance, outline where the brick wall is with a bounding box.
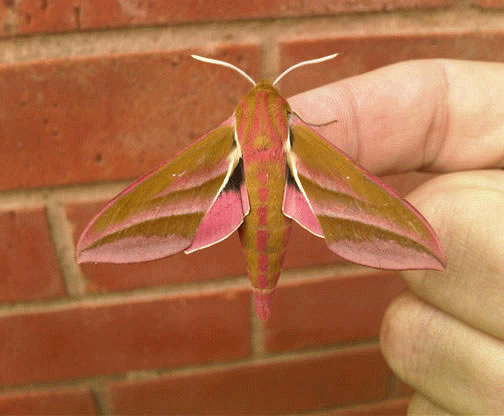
[1,1,503,415]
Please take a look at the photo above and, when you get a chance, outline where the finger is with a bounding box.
[408,393,454,415]
[289,59,504,174]
[380,292,504,415]
[401,170,504,340]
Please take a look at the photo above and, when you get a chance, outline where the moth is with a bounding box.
[77,53,445,320]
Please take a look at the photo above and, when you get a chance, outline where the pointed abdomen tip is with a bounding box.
[253,290,275,321]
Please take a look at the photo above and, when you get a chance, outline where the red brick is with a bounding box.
[327,397,410,415]
[265,272,405,352]
[0,207,66,302]
[79,0,451,30]
[0,1,9,31]
[279,32,504,95]
[0,0,79,37]
[108,346,391,415]
[0,289,249,386]
[0,46,259,190]
[0,1,452,37]
[284,222,344,269]
[0,388,96,416]
[472,0,504,6]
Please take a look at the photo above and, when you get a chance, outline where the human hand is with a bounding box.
[290,59,504,414]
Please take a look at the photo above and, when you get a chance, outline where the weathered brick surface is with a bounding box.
[265,272,406,352]
[284,222,343,269]
[0,207,66,302]
[0,388,96,416]
[108,346,390,415]
[0,0,452,37]
[0,45,259,190]
[0,289,249,386]
[79,0,452,30]
[0,0,80,37]
[279,32,504,95]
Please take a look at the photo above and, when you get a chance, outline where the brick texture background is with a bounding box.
[0,1,502,415]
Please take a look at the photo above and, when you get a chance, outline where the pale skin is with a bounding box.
[290,59,504,415]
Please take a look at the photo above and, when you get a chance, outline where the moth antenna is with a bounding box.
[292,110,338,127]
[191,54,256,86]
[273,53,340,86]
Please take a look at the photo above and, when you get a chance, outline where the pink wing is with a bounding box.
[283,115,445,271]
[77,117,249,264]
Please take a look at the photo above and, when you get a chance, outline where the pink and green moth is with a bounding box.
[77,53,446,321]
